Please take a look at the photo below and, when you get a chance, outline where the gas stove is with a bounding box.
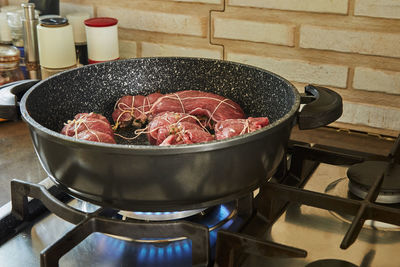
[0,136,399,267]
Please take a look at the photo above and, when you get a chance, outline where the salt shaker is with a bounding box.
[37,17,76,78]
[84,17,119,64]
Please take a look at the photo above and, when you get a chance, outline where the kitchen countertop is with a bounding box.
[0,121,395,207]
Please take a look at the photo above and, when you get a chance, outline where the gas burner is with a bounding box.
[347,161,400,204]
[119,208,206,221]
[108,203,237,243]
[306,259,357,267]
[325,178,400,231]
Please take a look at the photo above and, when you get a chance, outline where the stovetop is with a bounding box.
[0,136,399,266]
[261,163,400,266]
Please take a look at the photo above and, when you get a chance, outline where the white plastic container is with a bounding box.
[37,17,76,69]
[84,17,119,64]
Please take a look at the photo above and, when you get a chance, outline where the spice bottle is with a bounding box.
[6,9,27,78]
[0,6,19,44]
[0,45,24,122]
[0,45,24,85]
[66,12,90,65]
[37,17,76,79]
[84,17,119,64]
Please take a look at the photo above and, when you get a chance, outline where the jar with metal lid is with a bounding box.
[0,45,24,85]
[37,17,76,78]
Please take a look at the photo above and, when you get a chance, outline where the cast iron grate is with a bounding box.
[4,137,400,266]
[214,136,400,266]
[264,135,400,249]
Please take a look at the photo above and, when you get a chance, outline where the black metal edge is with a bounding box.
[0,182,70,244]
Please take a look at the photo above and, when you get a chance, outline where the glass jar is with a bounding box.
[0,45,24,85]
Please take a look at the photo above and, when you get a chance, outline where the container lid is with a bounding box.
[0,45,19,62]
[84,17,118,27]
[41,17,68,27]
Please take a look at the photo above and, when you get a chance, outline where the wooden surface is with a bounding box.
[290,125,396,155]
[0,121,47,206]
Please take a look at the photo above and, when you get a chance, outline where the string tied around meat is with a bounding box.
[113,92,240,131]
[63,112,101,142]
[114,113,210,141]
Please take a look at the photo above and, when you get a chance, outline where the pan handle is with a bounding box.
[0,79,40,121]
[297,84,343,130]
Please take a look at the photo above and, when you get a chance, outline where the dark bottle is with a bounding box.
[28,0,59,16]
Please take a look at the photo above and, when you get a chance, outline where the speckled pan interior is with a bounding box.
[24,57,297,144]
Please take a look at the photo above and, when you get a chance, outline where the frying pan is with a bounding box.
[0,57,342,211]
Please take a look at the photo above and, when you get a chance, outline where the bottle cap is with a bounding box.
[40,17,68,27]
[84,17,118,27]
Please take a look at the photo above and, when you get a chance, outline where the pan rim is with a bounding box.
[20,57,300,154]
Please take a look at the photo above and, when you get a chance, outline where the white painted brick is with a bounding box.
[214,17,295,46]
[60,3,94,17]
[119,40,137,59]
[338,101,400,131]
[355,0,400,19]
[353,67,400,95]
[141,42,222,59]
[173,0,221,4]
[300,25,400,58]
[229,0,348,14]
[227,52,348,88]
[98,6,206,37]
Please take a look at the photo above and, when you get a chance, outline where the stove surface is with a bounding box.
[260,163,400,266]
[0,196,196,267]
[0,127,399,267]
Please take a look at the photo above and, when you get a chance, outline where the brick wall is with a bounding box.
[5,0,400,135]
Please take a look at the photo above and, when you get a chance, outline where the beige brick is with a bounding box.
[60,3,94,17]
[141,42,222,59]
[173,0,221,3]
[227,52,348,88]
[119,40,137,59]
[98,6,206,37]
[5,0,24,6]
[300,25,400,58]
[355,0,400,19]
[338,101,400,131]
[229,0,348,14]
[353,67,400,95]
[214,18,295,46]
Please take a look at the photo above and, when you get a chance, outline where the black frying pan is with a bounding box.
[0,57,342,211]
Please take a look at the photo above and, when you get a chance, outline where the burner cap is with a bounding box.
[347,161,400,192]
[306,259,358,267]
[119,208,206,221]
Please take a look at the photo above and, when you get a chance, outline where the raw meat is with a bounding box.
[61,112,116,144]
[112,93,163,128]
[214,117,269,140]
[150,90,245,127]
[61,113,114,137]
[147,112,213,146]
[76,130,116,144]
[112,90,245,129]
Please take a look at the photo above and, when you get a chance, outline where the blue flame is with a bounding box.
[137,245,148,261]
[95,204,235,266]
[157,246,164,260]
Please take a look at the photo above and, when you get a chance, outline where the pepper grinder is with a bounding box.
[21,3,40,79]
